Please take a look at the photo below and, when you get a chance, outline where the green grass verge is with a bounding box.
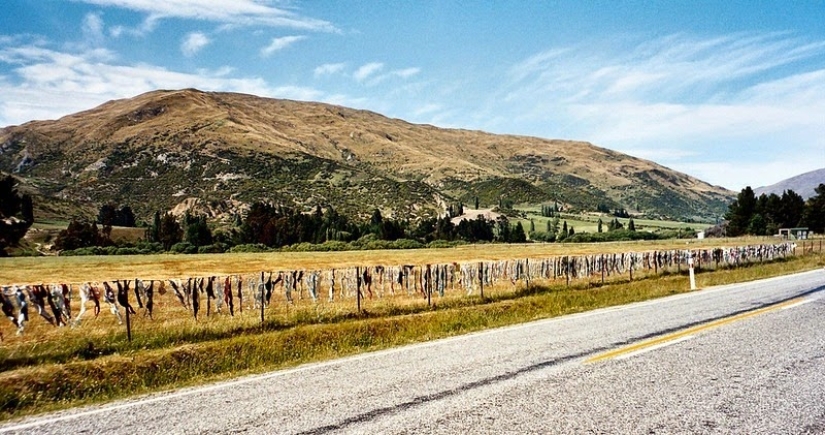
[0,254,821,420]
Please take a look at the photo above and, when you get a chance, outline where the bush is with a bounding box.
[103,246,119,255]
[60,247,100,256]
[197,244,226,254]
[389,239,424,250]
[363,240,394,250]
[133,241,164,253]
[426,240,467,249]
[170,242,198,254]
[283,242,316,252]
[315,240,351,251]
[228,244,270,253]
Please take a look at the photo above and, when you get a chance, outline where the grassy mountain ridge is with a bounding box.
[0,89,732,223]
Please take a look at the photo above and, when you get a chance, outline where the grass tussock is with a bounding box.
[0,252,821,420]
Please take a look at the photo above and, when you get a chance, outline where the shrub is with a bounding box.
[228,244,270,253]
[426,240,466,249]
[197,244,226,254]
[316,240,351,251]
[170,242,198,254]
[390,239,423,250]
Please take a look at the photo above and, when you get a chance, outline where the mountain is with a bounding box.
[0,89,733,223]
[754,168,825,200]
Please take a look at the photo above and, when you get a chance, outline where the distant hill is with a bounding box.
[0,89,733,223]
[754,168,825,200]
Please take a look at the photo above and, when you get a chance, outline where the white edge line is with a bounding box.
[1,269,822,432]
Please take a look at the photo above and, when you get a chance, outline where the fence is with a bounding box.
[0,241,807,340]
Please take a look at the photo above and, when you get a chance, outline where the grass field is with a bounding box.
[516,207,702,235]
[0,238,821,420]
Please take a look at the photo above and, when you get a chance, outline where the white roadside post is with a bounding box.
[688,253,697,290]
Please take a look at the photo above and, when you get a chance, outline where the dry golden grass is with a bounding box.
[0,237,774,285]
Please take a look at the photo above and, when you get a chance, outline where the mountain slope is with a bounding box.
[0,89,733,222]
[754,168,825,200]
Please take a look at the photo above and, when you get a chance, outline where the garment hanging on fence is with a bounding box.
[2,242,800,336]
[305,271,319,302]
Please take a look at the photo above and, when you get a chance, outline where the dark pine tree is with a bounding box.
[0,175,34,256]
[725,186,757,236]
[802,184,825,234]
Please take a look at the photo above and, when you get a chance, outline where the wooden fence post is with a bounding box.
[260,274,264,326]
[478,262,484,299]
[566,256,570,287]
[629,259,633,281]
[525,258,530,293]
[125,301,132,342]
[356,266,362,314]
[426,264,432,306]
[601,254,605,284]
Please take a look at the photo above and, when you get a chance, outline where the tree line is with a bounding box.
[724,184,825,236]
[53,202,531,254]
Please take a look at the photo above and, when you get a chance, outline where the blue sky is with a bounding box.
[1,0,823,191]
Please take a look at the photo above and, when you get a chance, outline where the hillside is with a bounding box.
[0,89,733,223]
[754,168,825,200]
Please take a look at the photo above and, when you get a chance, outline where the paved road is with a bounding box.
[3,269,824,434]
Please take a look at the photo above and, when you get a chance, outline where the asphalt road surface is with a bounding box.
[3,269,824,434]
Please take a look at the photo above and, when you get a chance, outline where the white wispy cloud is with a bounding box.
[353,62,383,82]
[109,15,159,38]
[181,32,210,57]
[260,35,305,57]
[353,65,420,86]
[76,0,337,32]
[82,12,106,46]
[494,32,825,189]
[392,67,420,79]
[313,62,346,77]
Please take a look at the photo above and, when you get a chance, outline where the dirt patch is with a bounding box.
[450,208,501,225]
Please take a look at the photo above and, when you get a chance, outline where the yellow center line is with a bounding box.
[585,297,805,364]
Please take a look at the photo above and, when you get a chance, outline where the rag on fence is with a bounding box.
[0,242,798,336]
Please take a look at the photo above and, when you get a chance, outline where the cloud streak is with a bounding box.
[181,32,210,57]
[314,62,345,77]
[76,0,337,32]
[353,62,383,82]
[260,35,305,57]
[493,32,825,188]
[82,12,106,46]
